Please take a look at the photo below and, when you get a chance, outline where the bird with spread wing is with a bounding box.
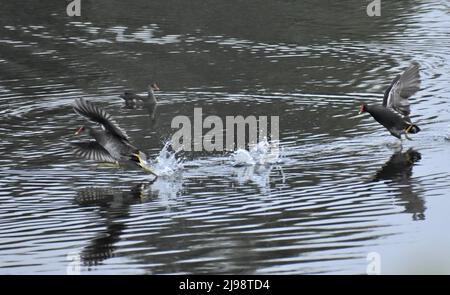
[71,98,158,177]
[359,62,421,140]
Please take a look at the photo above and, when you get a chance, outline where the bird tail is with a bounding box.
[406,124,421,134]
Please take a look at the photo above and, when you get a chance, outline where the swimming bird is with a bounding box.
[71,98,157,176]
[359,62,421,140]
[120,83,160,105]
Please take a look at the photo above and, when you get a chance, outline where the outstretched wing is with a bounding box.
[73,98,129,141]
[383,62,421,119]
[382,75,400,106]
[71,141,117,163]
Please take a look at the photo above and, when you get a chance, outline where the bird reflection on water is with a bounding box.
[74,183,152,268]
[123,101,159,128]
[372,148,425,220]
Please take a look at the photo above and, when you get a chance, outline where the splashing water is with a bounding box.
[233,149,256,166]
[231,140,281,166]
[230,140,285,192]
[145,141,184,177]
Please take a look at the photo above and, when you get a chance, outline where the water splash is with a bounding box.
[147,141,184,177]
[230,140,285,192]
[148,176,184,204]
[385,139,404,151]
[231,139,281,166]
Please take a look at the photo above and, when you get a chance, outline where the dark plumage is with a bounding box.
[120,83,159,105]
[359,62,421,140]
[71,98,157,176]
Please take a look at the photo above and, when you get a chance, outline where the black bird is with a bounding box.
[120,83,160,105]
[71,98,157,176]
[359,62,421,140]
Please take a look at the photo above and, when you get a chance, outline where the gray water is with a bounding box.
[1,0,450,274]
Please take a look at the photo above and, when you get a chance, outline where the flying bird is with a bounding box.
[359,62,421,140]
[71,98,157,176]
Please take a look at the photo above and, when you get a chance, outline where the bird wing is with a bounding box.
[382,75,400,106]
[73,98,129,141]
[383,62,421,119]
[71,141,118,163]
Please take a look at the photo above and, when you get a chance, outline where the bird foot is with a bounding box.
[131,153,159,177]
[142,164,159,178]
[405,125,413,134]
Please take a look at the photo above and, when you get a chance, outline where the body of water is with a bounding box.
[0,0,449,274]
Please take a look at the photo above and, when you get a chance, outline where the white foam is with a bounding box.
[146,141,184,177]
[231,139,281,166]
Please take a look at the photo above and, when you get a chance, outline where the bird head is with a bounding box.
[358,104,366,114]
[74,126,86,135]
[149,83,160,91]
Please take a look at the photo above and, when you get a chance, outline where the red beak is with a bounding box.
[358,104,365,114]
[75,126,84,135]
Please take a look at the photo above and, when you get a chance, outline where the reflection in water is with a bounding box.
[73,175,182,268]
[148,173,184,204]
[0,0,449,275]
[372,149,425,220]
[123,101,158,128]
[74,183,151,267]
[232,164,285,194]
[145,103,158,128]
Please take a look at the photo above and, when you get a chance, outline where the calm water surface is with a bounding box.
[1,0,450,274]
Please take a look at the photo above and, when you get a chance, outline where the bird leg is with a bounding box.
[142,165,159,177]
[405,125,413,134]
[398,138,404,151]
[131,153,159,177]
[403,125,414,140]
[404,133,413,141]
